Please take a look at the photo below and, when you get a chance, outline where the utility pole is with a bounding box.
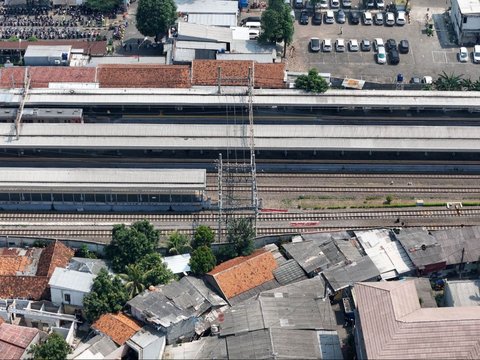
[247,67,259,235]
[459,247,465,279]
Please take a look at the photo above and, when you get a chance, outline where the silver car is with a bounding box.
[374,12,384,25]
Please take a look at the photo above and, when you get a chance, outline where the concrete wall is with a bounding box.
[450,0,480,45]
[0,236,106,255]
[50,287,86,308]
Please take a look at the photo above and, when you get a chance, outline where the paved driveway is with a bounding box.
[286,0,480,83]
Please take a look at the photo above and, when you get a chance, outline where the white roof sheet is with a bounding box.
[188,13,237,27]
[177,22,233,42]
[216,53,273,63]
[49,267,94,293]
[445,280,480,307]
[456,0,480,14]
[175,0,238,14]
[25,45,71,58]
[0,167,206,192]
[163,254,191,274]
[175,41,228,50]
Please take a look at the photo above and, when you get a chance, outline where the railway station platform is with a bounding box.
[0,168,208,212]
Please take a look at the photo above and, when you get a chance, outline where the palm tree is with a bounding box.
[166,231,192,255]
[433,71,464,91]
[119,264,149,298]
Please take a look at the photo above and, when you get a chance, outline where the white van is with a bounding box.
[249,29,260,39]
[244,21,261,29]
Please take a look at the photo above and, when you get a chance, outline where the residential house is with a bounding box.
[69,334,118,359]
[282,241,331,276]
[126,327,166,360]
[48,267,95,313]
[444,279,480,307]
[127,276,226,344]
[0,241,74,300]
[450,0,480,45]
[395,227,447,275]
[92,312,142,346]
[354,280,480,359]
[175,0,238,27]
[163,254,191,275]
[204,249,279,304]
[67,257,109,275]
[0,323,41,360]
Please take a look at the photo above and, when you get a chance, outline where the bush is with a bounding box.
[189,246,216,275]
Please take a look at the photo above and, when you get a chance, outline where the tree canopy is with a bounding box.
[136,0,177,37]
[29,332,71,360]
[137,252,174,287]
[259,0,294,56]
[85,0,122,13]
[226,217,255,257]
[295,69,329,93]
[166,231,192,255]
[83,269,128,322]
[192,225,215,249]
[189,246,217,275]
[106,220,159,272]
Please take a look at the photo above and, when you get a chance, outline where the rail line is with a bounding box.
[207,173,480,180]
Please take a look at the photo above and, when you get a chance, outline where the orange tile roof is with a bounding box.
[355,281,480,359]
[0,323,40,360]
[92,313,142,345]
[0,256,31,275]
[191,60,285,89]
[0,276,49,300]
[97,64,191,88]
[207,249,277,300]
[36,241,75,277]
[0,40,106,56]
[29,67,96,88]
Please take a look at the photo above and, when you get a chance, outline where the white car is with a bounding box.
[335,38,345,52]
[322,39,332,52]
[363,11,373,25]
[459,47,468,62]
[325,10,335,23]
[373,38,384,51]
[374,12,384,25]
[377,46,386,64]
[375,0,385,8]
[385,12,395,26]
[474,45,480,63]
[348,39,359,51]
[396,11,406,25]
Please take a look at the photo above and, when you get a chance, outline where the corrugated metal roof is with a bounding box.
[164,254,191,274]
[177,22,233,43]
[225,329,272,359]
[216,53,274,63]
[273,259,308,285]
[432,226,480,265]
[395,228,445,268]
[188,13,237,27]
[48,267,94,293]
[175,40,228,50]
[175,0,238,13]
[163,336,227,359]
[283,241,330,274]
[25,45,71,58]
[322,256,380,292]
[317,330,343,360]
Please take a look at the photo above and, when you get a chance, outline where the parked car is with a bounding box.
[365,0,374,8]
[377,46,386,64]
[385,38,397,51]
[348,39,359,51]
[342,0,352,7]
[388,47,400,64]
[337,9,346,23]
[375,0,385,8]
[374,12,384,25]
[241,16,261,26]
[335,38,346,52]
[474,45,480,63]
[319,0,329,8]
[363,11,373,25]
[396,11,406,25]
[300,10,309,24]
[312,11,323,24]
[323,38,333,51]
[294,0,304,8]
[399,39,409,54]
[325,10,335,23]
[373,38,384,50]
[458,47,468,62]
[349,11,360,24]
[385,12,395,25]
[422,76,433,84]
[361,39,371,51]
[310,37,321,52]
[331,0,340,8]
[410,76,421,84]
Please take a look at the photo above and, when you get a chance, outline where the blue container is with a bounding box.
[397,73,404,83]
[238,0,249,8]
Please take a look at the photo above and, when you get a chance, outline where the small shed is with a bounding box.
[24,45,72,66]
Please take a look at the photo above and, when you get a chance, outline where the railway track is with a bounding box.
[207,173,480,180]
[0,207,477,224]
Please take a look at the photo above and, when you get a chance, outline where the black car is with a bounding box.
[241,16,261,25]
[385,38,397,51]
[388,48,400,65]
[299,11,309,25]
[349,11,360,24]
[399,39,409,54]
[312,11,323,25]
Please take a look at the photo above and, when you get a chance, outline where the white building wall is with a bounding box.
[50,287,87,307]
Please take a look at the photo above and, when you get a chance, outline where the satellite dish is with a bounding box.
[421,244,427,251]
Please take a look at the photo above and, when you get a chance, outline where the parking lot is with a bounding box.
[286,0,480,83]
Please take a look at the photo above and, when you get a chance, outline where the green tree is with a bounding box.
[192,225,215,249]
[433,71,464,91]
[166,231,192,255]
[136,0,177,38]
[213,243,238,264]
[189,246,217,275]
[295,69,329,93]
[105,220,159,273]
[137,252,174,287]
[85,0,122,12]
[83,269,128,322]
[259,0,294,57]
[29,332,71,360]
[75,244,97,259]
[119,264,148,298]
[227,218,255,256]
